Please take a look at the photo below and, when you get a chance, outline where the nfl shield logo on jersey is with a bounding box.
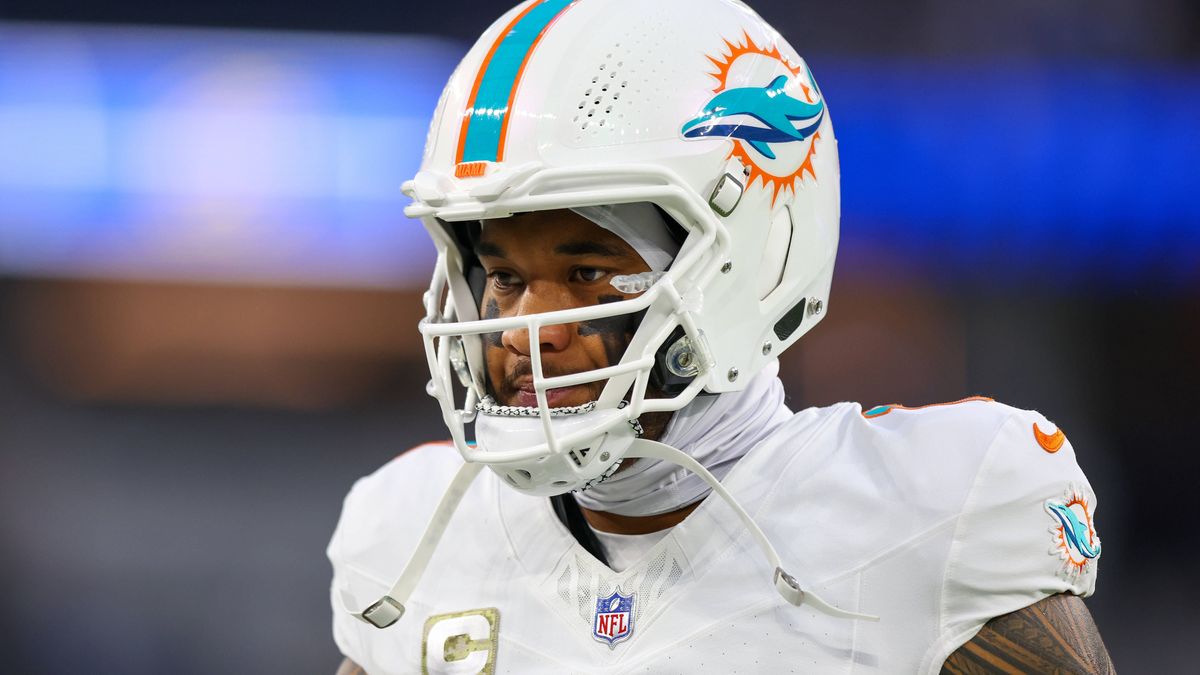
[592,589,635,648]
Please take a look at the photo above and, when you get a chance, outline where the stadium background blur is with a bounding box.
[0,0,1196,672]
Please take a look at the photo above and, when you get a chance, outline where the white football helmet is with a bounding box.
[346,0,877,633]
[406,0,840,497]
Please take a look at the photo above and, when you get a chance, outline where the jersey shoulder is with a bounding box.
[777,398,1101,673]
[847,396,1079,483]
[856,395,1047,444]
[327,444,466,669]
[349,441,463,505]
[740,396,1065,507]
[748,397,1093,571]
[327,442,462,582]
[848,399,1102,671]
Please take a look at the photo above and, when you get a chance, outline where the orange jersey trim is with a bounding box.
[861,395,995,419]
[1033,422,1067,453]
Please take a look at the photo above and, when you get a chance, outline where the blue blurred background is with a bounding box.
[0,0,1196,672]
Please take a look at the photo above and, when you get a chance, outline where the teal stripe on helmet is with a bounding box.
[461,0,575,163]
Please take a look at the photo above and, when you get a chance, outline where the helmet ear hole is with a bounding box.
[648,326,698,396]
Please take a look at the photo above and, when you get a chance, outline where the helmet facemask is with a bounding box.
[347,0,867,631]
[419,194,727,497]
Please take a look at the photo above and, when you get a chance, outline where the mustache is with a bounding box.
[501,359,589,391]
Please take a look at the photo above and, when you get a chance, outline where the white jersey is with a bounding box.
[328,398,1100,674]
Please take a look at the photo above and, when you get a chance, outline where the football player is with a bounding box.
[328,0,1113,672]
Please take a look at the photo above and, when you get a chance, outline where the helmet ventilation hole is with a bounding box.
[571,16,678,141]
[575,46,626,133]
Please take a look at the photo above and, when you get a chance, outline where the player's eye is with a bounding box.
[572,267,608,283]
[488,270,522,291]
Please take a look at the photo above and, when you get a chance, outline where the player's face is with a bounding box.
[475,209,652,409]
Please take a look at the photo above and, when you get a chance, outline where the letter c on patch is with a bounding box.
[422,607,500,674]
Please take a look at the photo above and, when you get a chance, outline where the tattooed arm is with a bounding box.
[335,657,365,675]
[941,594,1115,674]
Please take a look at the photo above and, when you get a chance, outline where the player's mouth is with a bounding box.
[513,382,592,408]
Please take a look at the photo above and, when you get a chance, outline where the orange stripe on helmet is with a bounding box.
[454,0,543,166]
[495,2,577,162]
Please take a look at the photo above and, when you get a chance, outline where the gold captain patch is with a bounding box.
[422,607,500,674]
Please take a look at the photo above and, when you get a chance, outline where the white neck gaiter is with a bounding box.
[572,360,793,517]
[564,202,791,517]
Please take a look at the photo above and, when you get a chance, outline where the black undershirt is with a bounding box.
[550,493,609,566]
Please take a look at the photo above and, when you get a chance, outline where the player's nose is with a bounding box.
[502,323,573,356]
[500,285,574,356]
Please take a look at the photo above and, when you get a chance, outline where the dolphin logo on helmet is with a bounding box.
[681,74,825,160]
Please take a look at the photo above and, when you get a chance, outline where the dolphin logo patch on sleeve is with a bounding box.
[1044,484,1101,581]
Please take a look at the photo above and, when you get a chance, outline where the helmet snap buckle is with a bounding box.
[362,596,405,629]
[708,171,744,216]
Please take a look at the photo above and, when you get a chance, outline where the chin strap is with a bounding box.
[627,439,879,622]
[342,461,484,629]
[344,438,877,629]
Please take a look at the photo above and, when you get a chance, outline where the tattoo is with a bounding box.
[941,594,1115,674]
[578,294,637,366]
[481,298,503,347]
[335,658,364,675]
